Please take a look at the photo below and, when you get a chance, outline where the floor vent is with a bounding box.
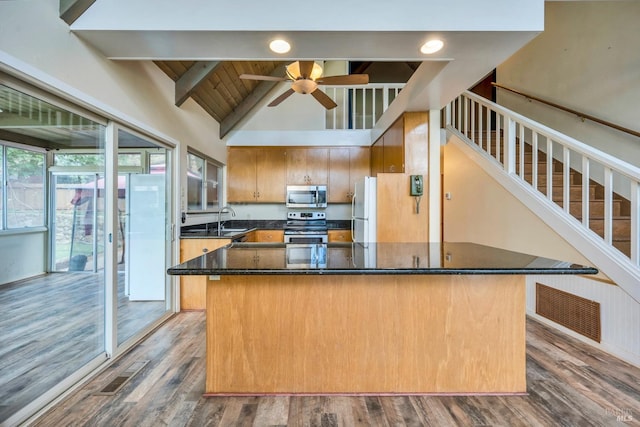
[536,283,601,342]
[94,360,149,396]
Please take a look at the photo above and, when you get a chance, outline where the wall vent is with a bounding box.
[536,283,601,342]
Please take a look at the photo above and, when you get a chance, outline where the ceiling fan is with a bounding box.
[239,61,369,109]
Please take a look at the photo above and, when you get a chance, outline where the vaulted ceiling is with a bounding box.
[153,61,286,137]
[60,0,544,139]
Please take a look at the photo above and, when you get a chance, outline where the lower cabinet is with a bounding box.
[253,229,284,242]
[179,238,230,310]
[328,229,352,242]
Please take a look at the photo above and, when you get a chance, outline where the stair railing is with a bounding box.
[323,83,404,130]
[444,90,640,268]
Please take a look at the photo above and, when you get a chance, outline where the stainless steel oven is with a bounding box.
[286,244,327,268]
[283,211,328,244]
[286,185,327,208]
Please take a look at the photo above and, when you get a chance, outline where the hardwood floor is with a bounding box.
[0,271,167,424]
[34,312,640,426]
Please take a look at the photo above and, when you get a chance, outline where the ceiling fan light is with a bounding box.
[286,61,300,79]
[420,39,444,54]
[310,63,323,80]
[269,39,291,54]
[286,61,323,80]
[292,79,318,94]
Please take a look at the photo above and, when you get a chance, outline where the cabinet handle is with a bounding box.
[202,248,208,253]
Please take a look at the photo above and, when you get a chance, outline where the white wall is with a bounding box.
[0,232,47,284]
[497,1,640,167]
[443,140,591,266]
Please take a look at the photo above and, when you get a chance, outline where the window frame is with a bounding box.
[186,149,223,213]
[0,140,47,231]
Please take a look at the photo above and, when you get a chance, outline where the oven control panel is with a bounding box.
[287,211,326,220]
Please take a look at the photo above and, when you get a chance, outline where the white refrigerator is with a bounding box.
[351,176,377,243]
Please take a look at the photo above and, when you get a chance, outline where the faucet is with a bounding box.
[217,205,236,234]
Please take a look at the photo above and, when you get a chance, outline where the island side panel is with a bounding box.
[205,274,526,394]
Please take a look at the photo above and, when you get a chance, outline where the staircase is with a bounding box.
[515,139,632,257]
[445,91,640,303]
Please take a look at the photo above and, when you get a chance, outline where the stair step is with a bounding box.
[585,217,632,239]
[566,200,622,217]
[613,240,631,257]
[531,173,573,187]
[542,185,597,201]
[521,161,563,174]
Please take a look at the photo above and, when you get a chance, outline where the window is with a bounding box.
[187,151,221,211]
[1,144,46,229]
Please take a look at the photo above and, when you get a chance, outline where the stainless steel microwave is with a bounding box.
[286,185,327,208]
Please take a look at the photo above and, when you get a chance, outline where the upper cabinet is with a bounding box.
[285,148,329,185]
[227,147,286,203]
[228,145,372,204]
[371,112,428,176]
[328,147,370,203]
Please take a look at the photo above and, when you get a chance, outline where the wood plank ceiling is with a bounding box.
[154,61,286,138]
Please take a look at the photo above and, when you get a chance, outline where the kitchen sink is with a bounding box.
[220,228,248,233]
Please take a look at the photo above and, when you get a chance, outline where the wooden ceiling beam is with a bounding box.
[219,64,286,139]
[175,61,222,107]
[59,0,96,25]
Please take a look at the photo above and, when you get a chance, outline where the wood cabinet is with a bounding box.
[372,116,405,175]
[227,147,286,202]
[371,139,384,176]
[327,245,353,268]
[328,229,352,242]
[383,116,405,173]
[253,229,284,242]
[228,145,372,203]
[227,246,286,269]
[371,113,429,176]
[285,148,329,185]
[328,147,370,203]
[179,238,230,310]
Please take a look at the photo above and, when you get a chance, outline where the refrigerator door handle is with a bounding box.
[351,185,357,241]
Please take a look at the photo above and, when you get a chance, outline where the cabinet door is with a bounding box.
[306,148,329,184]
[285,148,308,185]
[384,117,404,173]
[328,229,352,242]
[286,148,329,185]
[179,238,230,310]
[328,147,351,203]
[256,148,286,202]
[255,246,286,268]
[254,229,284,242]
[371,139,384,176]
[227,148,257,202]
[349,147,370,197]
[327,246,353,268]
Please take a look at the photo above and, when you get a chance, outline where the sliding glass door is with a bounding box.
[116,129,172,345]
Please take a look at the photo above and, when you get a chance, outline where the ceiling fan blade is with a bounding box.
[239,74,287,82]
[268,88,295,107]
[316,74,369,85]
[311,89,338,110]
[297,61,315,79]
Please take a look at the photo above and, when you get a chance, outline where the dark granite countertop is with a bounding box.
[179,220,351,239]
[167,242,598,276]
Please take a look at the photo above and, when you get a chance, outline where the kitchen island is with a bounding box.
[168,242,596,395]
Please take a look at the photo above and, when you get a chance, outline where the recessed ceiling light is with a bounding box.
[420,39,444,54]
[269,39,291,54]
